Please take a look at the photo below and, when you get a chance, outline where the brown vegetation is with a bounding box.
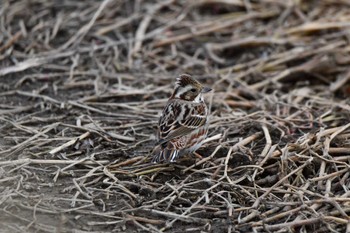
[0,0,349,232]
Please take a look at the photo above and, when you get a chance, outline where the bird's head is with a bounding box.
[171,74,211,102]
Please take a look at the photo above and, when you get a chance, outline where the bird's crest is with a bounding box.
[175,74,202,88]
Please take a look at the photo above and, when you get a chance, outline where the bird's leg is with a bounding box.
[193,152,203,159]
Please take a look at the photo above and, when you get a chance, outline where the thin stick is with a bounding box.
[49,132,91,155]
[0,158,109,166]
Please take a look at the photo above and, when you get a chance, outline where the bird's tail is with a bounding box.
[151,144,179,163]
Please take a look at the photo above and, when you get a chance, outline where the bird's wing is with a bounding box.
[157,100,207,145]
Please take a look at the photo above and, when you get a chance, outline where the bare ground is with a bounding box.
[0,0,350,232]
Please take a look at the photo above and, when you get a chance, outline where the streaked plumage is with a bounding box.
[152,74,211,163]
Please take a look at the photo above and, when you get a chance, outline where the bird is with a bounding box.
[152,74,212,163]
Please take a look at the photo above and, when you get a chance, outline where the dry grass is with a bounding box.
[0,0,350,232]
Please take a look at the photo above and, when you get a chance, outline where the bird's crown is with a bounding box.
[175,74,202,89]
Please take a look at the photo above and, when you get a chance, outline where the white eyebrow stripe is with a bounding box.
[175,85,192,98]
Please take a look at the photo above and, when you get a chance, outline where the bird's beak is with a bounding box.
[201,87,212,93]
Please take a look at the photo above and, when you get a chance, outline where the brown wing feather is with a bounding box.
[157,100,207,145]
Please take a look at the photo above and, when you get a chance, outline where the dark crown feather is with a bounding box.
[175,74,202,88]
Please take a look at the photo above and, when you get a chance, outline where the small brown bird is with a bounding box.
[152,74,212,163]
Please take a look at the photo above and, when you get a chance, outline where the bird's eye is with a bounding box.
[190,88,196,93]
